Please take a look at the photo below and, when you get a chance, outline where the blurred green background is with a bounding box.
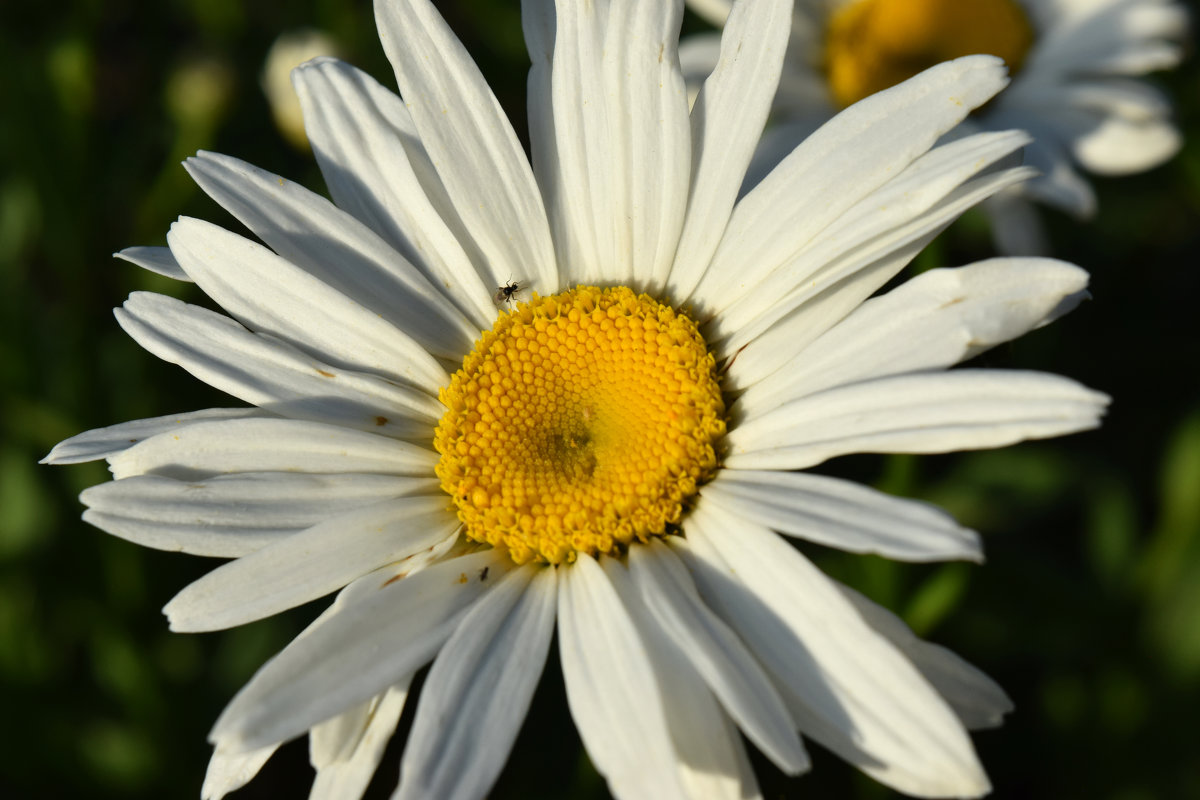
[2,0,1198,798]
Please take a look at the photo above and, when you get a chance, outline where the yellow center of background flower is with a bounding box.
[435,286,726,565]
[824,0,1034,108]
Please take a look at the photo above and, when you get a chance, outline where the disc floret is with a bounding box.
[434,286,726,565]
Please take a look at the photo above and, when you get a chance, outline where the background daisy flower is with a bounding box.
[28,0,1139,798]
[683,0,1188,254]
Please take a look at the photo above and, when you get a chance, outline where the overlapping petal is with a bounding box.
[81,472,435,558]
[374,0,558,293]
[701,470,982,563]
[558,554,690,800]
[106,417,436,481]
[667,0,793,300]
[836,583,1014,731]
[714,165,1035,361]
[689,55,1009,312]
[679,505,991,798]
[309,685,411,800]
[211,549,513,753]
[291,57,497,328]
[396,566,556,800]
[166,213,453,388]
[41,407,267,465]
[115,245,191,282]
[115,292,442,440]
[602,554,772,800]
[202,742,277,800]
[164,494,459,631]
[731,257,1089,403]
[727,369,1109,470]
[627,540,807,773]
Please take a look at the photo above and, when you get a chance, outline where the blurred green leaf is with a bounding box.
[79,720,157,790]
[0,446,55,558]
[47,36,94,116]
[903,563,970,637]
[1085,475,1139,591]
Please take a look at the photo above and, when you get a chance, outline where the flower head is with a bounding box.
[48,1,1109,797]
[684,0,1188,253]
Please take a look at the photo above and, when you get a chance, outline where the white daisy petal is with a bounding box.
[558,554,690,800]
[310,696,375,768]
[1026,0,1187,78]
[535,0,692,289]
[613,0,691,290]
[115,292,442,440]
[679,506,991,798]
[600,555,769,800]
[107,417,436,481]
[545,0,617,283]
[309,684,411,800]
[981,109,1099,218]
[706,129,1033,337]
[835,583,1013,731]
[166,215,451,390]
[211,549,513,753]
[734,257,1090,406]
[668,0,792,300]
[115,246,192,282]
[202,742,277,800]
[627,540,808,774]
[1066,39,1185,75]
[998,75,1181,176]
[396,566,556,800]
[40,407,266,465]
[725,161,1035,362]
[691,56,1009,312]
[291,58,497,328]
[1059,77,1173,122]
[374,0,558,293]
[701,470,982,563]
[714,166,1036,362]
[521,0,566,276]
[80,473,435,558]
[1067,108,1181,176]
[727,370,1110,470]
[182,154,477,362]
[164,495,459,632]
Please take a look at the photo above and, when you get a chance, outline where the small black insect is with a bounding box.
[479,566,490,581]
[493,279,523,306]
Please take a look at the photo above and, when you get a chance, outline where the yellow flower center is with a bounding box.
[434,286,726,565]
[824,0,1035,108]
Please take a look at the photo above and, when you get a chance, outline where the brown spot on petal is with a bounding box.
[375,416,388,426]
[316,369,336,378]
[381,571,408,588]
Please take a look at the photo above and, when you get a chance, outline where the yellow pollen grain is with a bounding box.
[824,0,1034,109]
[434,286,726,565]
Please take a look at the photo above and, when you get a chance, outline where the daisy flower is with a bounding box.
[46,0,1109,797]
[683,0,1188,254]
